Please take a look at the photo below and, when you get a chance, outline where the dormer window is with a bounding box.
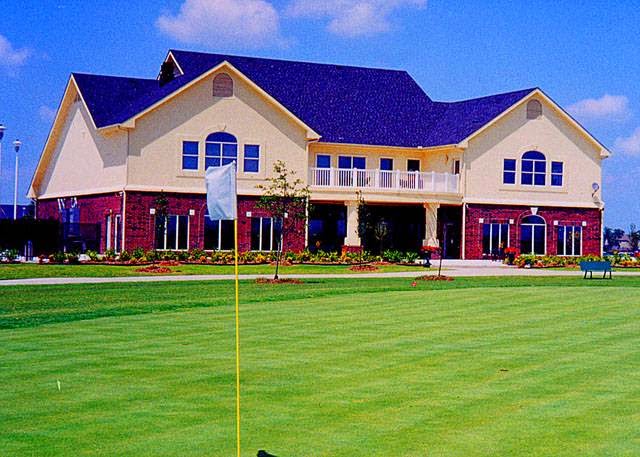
[213,73,233,97]
[526,100,542,119]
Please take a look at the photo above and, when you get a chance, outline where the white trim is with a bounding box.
[456,89,612,158]
[463,197,601,209]
[100,61,321,140]
[556,224,582,256]
[164,51,185,77]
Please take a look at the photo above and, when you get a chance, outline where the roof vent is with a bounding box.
[159,61,176,86]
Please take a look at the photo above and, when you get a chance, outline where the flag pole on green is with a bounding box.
[206,162,240,457]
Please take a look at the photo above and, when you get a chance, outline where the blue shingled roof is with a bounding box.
[72,50,536,147]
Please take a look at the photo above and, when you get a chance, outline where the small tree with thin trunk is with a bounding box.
[355,190,372,262]
[257,161,310,280]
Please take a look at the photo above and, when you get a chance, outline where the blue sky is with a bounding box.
[1,0,639,229]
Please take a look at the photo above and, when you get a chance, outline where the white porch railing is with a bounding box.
[309,167,460,194]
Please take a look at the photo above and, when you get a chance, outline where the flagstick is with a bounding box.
[234,218,241,457]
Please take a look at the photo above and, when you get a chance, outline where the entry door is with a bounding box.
[442,222,461,259]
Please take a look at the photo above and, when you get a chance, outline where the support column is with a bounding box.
[422,203,440,247]
[343,201,361,249]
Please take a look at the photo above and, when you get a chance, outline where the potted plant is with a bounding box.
[420,245,439,268]
[504,247,518,265]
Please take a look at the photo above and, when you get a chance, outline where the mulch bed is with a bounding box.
[415,275,454,281]
[255,278,303,284]
[348,264,380,272]
[135,265,173,274]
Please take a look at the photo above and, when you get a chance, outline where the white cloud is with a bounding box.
[38,105,57,123]
[156,0,284,48]
[0,34,30,71]
[614,127,640,155]
[287,0,426,37]
[567,94,630,121]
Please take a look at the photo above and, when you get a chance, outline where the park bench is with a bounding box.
[579,261,612,279]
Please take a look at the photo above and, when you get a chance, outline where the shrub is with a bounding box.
[382,250,404,263]
[104,249,116,262]
[189,248,205,261]
[85,250,100,261]
[403,252,419,263]
[118,250,131,262]
[131,247,146,260]
[66,253,80,264]
[50,251,67,264]
[145,250,159,262]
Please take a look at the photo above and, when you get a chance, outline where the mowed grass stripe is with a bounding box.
[2,280,640,455]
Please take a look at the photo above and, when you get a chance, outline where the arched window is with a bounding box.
[526,100,542,119]
[520,215,546,255]
[213,73,233,97]
[205,132,237,168]
[521,150,546,186]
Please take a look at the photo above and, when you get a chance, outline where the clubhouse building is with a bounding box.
[30,50,609,258]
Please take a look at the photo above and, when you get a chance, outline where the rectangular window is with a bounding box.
[316,154,331,168]
[557,225,582,256]
[482,223,509,255]
[551,161,563,186]
[155,215,189,250]
[338,155,366,186]
[204,217,234,250]
[453,159,461,175]
[407,159,420,172]
[380,158,393,188]
[243,144,260,173]
[205,142,237,168]
[503,159,516,184]
[250,217,282,251]
[182,141,199,170]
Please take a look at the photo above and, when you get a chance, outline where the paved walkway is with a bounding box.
[2,262,637,286]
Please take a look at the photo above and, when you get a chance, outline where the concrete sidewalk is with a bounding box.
[2,262,635,286]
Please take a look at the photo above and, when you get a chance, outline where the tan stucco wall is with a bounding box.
[463,97,603,208]
[36,97,128,198]
[308,142,460,174]
[126,68,309,196]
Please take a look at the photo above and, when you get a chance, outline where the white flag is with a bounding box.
[206,162,237,220]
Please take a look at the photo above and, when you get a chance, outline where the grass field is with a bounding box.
[0,263,422,280]
[2,277,640,456]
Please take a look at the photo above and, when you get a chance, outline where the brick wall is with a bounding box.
[124,191,305,252]
[39,191,307,253]
[37,193,123,252]
[464,203,602,259]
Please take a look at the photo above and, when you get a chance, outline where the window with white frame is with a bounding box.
[155,215,189,250]
[503,159,516,184]
[338,155,366,186]
[482,223,509,255]
[243,144,260,173]
[551,161,563,187]
[204,217,234,250]
[557,225,582,256]
[182,141,199,170]
[520,215,546,255]
[521,151,546,186]
[251,217,282,251]
[205,132,237,169]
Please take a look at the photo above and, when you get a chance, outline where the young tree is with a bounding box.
[257,161,310,280]
[629,224,640,251]
[355,190,372,261]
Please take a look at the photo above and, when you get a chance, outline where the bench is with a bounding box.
[579,261,612,279]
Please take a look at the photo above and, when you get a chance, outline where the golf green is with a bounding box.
[1,277,639,456]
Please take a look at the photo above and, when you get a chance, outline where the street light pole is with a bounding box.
[13,139,21,220]
[0,125,5,208]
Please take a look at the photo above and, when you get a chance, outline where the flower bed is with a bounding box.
[514,253,640,268]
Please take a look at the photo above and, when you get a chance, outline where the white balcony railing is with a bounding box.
[309,167,460,194]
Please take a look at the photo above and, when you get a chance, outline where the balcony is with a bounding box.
[309,167,460,194]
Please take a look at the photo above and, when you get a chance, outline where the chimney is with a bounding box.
[159,61,176,86]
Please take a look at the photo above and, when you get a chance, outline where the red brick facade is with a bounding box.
[38,191,306,253]
[37,193,124,252]
[464,203,602,259]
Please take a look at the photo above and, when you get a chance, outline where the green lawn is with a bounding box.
[0,262,423,280]
[2,277,640,456]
